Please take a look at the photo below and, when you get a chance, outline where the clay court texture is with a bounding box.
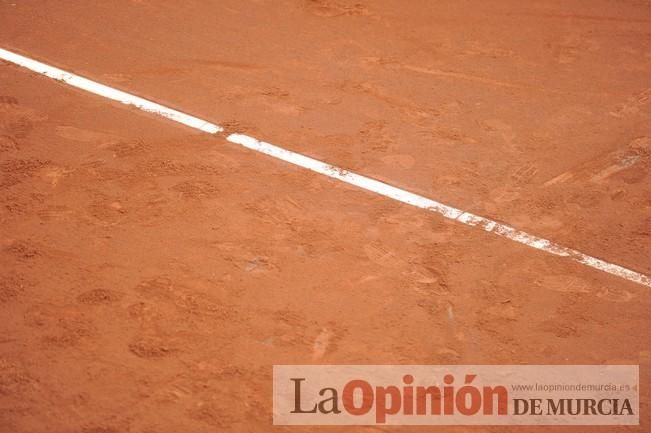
[1,0,650,431]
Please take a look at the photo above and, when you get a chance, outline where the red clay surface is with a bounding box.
[1,0,650,432]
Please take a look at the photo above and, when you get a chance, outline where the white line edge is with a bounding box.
[227,133,651,289]
[0,48,222,134]
[2,47,649,289]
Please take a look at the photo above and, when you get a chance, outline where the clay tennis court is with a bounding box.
[1,0,650,431]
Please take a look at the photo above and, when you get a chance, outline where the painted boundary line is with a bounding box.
[1,47,649,289]
[0,48,221,134]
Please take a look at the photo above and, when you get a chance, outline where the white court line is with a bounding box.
[0,48,221,133]
[1,47,649,289]
[227,134,651,288]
